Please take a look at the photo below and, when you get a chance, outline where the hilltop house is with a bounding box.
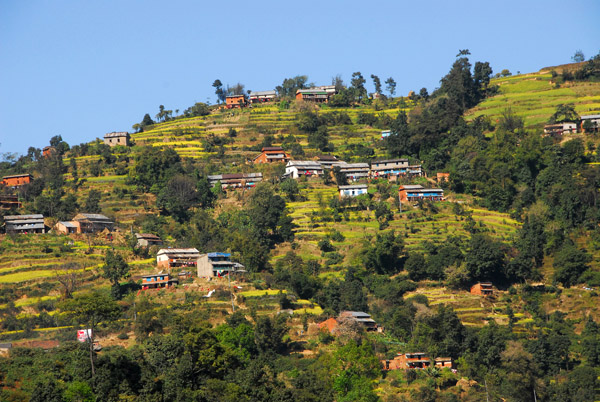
[42,146,56,157]
[104,132,130,147]
[296,89,328,102]
[253,147,291,164]
[197,252,246,277]
[470,282,494,296]
[543,122,578,136]
[285,161,324,178]
[207,173,263,189]
[71,213,114,233]
[398,185,444,203]
[249,90,277,103]
[136,233,163,247]
[141,271,178,290]
[339,184,368,198]
[1,174,33,187]
[4,214,45,234]
[226,95,246,109]
[157,248,200,270]
[339,311,379,331]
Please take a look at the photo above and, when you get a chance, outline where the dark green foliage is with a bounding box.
[101,250,130,299]
[131,146,182,192]
[548,103,579,124]
[83,189,101,213]
[156,174,198,222]
[362,231,405,275]
[254,315,288,355]
[465,234,506,283]
[182,102,210,117]
[276,75,308,97]
[553,242,591,287]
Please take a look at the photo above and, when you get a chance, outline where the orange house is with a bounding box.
[1,174,33,187]
[253,147,291,164]
[226,95,246,109]
[437,172,450,183]
[470,282,493,296]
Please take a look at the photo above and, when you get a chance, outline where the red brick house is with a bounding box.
[226,95,246,109]
[470,282,493,296]
[1,174,33,187]
[253,147,290,164]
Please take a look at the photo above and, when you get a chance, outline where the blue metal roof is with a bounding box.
[207,252,231,258]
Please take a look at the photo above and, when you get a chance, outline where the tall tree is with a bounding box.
[370,74,382,94]
[385,77,396,96]
[350,72,367,102]
[212,79,226,103]
[60,292,120,376]
[102,250,130,299]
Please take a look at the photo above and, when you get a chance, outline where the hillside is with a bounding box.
[466,64,600,129]
[2,57,600,400]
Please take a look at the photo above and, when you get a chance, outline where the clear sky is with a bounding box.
[1,0,599,156]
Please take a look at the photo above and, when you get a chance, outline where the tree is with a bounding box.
[156,174,198,222]
[500,341,540,402]
[572,49,585,63]
[227,83,245,96]
[362,231,405,274]
[548,103,579,123]
[60,292,120,376]
[553,242,591,287]
[212,79,226,103]
[370,74,382,94]
[419,87,429,100]
[276,75,309,97]
[465,234,506,282]
[385,77,396,96]
[84,189,101,213]
[102,250,130,299]
[350,72,367,102]
[254,315,288,355]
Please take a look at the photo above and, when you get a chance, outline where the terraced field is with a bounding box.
[466,69,600,129]
[279,182,520,268]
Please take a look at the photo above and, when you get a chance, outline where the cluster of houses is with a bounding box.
[382,352,453,371]
[2,212,115,235]
[543,114,600,135]
[224,85,337,109]
[142,248,246,289]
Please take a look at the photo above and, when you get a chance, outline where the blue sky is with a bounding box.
[1,0,599,155]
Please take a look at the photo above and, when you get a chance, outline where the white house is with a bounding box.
[339,184,368,197]
[285,161,324,179]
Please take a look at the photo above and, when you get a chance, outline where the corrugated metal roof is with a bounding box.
[4,214,43,221]
[158,248,199,254]
[250,90,276,97]
[400,185,424,190]
[207,252,231,258]
[58,221,77,228]
[75,213,112,221]
[582,114,600,119]
[104,132,129,138]
[339,185,368,190]
[7,223,45,230]
[2,174,33,179]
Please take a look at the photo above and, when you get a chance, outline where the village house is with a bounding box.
[285,160,324,179]
[295,89,329,102]
[136,233,163,247]
[197,252,245,277]
[225,94,246,109]
[253,147,291,164]
[3,214,45,234]
[398,185,444,203]
[470,282,494,296]
[141,271,178,290]
[543,122,578,136]
[313,154,339,168]
[408,165,424,177]
[42,146,56,157]
[1,174,33,187]
[55,221,78,234]
[249,90,277,103]
[437,172,450,183]
[103,132,130,147]
[71,213,114,233]
[370,159,409,178]
[207,172,263,190]
[156,248,200,270]
[381,130,391,140]
[332,162,370,181]
[339,184,368,198]
[0,195,21,209]
[317,85,337,95]
[581,114,600,132]
[339,311,379,331]
[382,353,453,371]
